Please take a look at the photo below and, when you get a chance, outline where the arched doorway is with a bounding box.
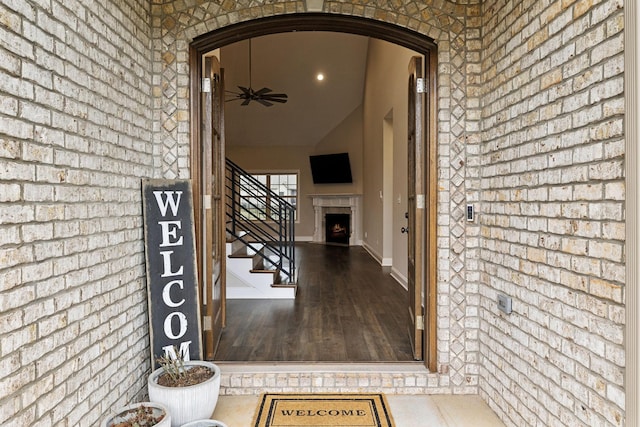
[189,14,438,370]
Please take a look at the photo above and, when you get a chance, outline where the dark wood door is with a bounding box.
[201,56,226,359]
[407,56,425,361]
[425,48,438,372]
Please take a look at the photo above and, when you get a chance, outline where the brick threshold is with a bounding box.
[217,362,473,395]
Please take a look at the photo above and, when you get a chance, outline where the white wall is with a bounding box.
[226,105,364,240]
[362,38,417,279]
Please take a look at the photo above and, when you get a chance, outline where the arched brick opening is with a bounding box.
[188,13,440,369]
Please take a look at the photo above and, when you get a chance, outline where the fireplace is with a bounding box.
[310,194,362,246]
[325,213,350,245]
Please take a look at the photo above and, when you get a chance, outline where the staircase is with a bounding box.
[225,159,297,299]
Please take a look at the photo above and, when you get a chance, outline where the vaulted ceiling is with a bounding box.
[220,32,370,147]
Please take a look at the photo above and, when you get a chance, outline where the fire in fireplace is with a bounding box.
[325,213,350,245]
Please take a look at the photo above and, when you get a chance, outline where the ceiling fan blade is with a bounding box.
[262,93,287,99]
[262,95,288,103]
[237,86,252,95]
[256,98,273,107]
[253,87,272,96]
[237,40,287,107]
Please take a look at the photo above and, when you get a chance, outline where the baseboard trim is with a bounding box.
[362,242,382,264]
[391,267,408,290]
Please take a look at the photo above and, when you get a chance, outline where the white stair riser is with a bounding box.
[226,240,294,300]
[226,258,272,286]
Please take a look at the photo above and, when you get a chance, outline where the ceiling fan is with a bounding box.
[226,39,288,107]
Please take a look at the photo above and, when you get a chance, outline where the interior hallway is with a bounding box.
[214,243,414,362]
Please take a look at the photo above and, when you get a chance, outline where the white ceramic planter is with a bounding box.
[102,402,171,427]
[180,420,228,427]
[148,360,221,427]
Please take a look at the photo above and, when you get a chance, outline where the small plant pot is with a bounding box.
[148,360,221,427]
[180,420,228,427]
[102,402,171,427]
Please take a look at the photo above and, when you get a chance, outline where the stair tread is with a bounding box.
[272,283,297,289]
[228,250,254,258]
[226,226,295,297]
[249,268,278,274]
[226,230,247,242]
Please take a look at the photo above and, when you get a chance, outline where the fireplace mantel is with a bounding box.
[310,194,362,246]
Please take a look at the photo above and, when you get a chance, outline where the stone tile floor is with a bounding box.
[210,394,506,426]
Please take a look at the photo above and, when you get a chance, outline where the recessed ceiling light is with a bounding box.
[316,73,325,81]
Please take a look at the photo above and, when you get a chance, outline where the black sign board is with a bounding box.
[142,179,203,368]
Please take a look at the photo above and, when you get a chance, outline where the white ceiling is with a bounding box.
[220,32,370,147]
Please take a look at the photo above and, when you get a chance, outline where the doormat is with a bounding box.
[252,393,395,427]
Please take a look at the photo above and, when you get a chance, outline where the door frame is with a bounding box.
[189,14,438,367]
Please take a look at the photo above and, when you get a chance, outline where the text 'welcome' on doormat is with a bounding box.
[252,393,396,427]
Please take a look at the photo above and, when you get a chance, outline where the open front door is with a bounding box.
[201,56,226,359]
[407,56,425,361]
[407,52,438,370]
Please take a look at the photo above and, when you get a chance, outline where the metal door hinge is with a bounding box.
[202,78,211,93]
[416,315,424,330]
[203,315,212,331]
[417,78,426,94]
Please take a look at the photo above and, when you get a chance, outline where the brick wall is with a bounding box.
[479,1,625,425]
[0,0,629,425]
[157,0,483,395]
[0,0,155,425]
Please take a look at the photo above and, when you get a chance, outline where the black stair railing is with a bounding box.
[225,158,296,284]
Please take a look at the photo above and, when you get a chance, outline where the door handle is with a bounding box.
[401,226,409,234]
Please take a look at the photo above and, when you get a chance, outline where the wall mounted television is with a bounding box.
[309,153,353,184]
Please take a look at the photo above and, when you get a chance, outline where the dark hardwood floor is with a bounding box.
[214,243,414,362]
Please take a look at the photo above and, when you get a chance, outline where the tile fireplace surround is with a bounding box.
[310,194,362,246]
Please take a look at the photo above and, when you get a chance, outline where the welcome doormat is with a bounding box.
[252,393,395,427]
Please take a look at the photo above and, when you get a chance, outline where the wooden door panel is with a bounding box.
[407,56,424,361]
[425,48,438,372]
[202,56,225,359]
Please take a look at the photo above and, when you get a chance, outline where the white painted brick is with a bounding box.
[1,1,628,426]
[590,32,623,66]
[603,53,623,79]
[0,93,19,117]
[574,183,602,200]
[2,247,34,276]
[480,1,624,425]
[588,241,623,262]
[588,202,623,220]
[0,225,20,247]
[22,183,53,202]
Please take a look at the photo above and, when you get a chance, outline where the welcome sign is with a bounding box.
[142,179,203,368]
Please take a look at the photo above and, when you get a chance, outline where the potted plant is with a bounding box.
[148,354,221,427]
[101,402,171,427]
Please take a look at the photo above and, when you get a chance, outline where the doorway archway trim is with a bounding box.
[190,14,439,54]
[189,13,439,370]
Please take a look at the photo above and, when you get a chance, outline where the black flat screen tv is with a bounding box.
[309,153,353,184]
